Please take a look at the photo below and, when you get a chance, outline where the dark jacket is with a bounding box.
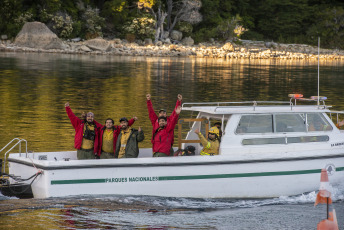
[115,128,144,158]
[97,119,135,157]
[65,106,101,154]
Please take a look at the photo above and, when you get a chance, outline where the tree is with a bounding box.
[138,0,202,42]
[165,0,202,34]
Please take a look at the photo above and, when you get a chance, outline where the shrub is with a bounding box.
[123,17,156,40]
[82,6,105,39]
[176,21,193,37]
[216,15,248,41]
[51,14,73,38]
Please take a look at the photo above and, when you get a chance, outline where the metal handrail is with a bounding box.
[328,111,344,125]
[1,138,28,175]
[182,101,293,109]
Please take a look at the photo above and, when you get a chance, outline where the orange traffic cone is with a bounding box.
[315,169,332,206]
[315,169,339,230]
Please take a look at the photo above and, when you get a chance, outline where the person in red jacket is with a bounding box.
[152,106,181,157]
[97,117,136,159]
[65,102,102,160]
[146,94,182,155]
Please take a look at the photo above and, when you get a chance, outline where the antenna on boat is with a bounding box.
[317,37,320,106]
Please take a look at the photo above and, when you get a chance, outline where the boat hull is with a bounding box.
[7,151,344,199]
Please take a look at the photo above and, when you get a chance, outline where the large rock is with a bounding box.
[181,36,194,46]
[144,38,153,46]
[84,38,111,51]
[170,30,183,41]
[14,22,65,50]
[222,42,234,52]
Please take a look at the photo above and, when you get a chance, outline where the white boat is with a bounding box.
[1,95,344,199]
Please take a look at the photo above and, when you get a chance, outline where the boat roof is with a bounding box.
[182,101,332,114]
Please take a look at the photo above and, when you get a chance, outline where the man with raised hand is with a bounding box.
[115,117,144,158]
[146,94,182,155]
[98,117,137,159]
[152,106,182,157]
[65,102,101,160]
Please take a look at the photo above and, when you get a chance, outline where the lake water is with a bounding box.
[0,52,343,229]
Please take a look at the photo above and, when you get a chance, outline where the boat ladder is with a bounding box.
[0,138,28,177]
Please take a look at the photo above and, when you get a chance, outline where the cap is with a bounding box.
[159,109,166,113]
[86,112,94,117]
[119,117,128,122]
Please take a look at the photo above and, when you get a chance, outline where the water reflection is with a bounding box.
[0,52,343,153]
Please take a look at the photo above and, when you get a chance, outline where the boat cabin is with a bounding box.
[180,96,344,156]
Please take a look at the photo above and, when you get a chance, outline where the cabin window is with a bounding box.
[242,137,285,145]
[275,114,307,132]
[307,113,333,132]
[236,115,273,134]
[242,135,329,145]
[287,135,329,143]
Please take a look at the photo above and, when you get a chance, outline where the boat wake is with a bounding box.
[87,184,344,210]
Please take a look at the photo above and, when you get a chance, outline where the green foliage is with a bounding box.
[82,6,106,39]
[307,7,344,49]
[70,21,83,38]
[123,17,156,40]
[0,0,24,38]
[0,0,343,48]
[216,15,247,41]
[176,21,193,37]
[249,0,311,42]
[102,0,130,30]
[193,27,217,43]
[51,14,74,38]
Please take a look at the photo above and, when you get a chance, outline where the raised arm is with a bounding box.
[128,117,137,127]
[195,129,209,148]
[146,94,158,125]
[65,102,81,130]
[170,94,182,118]
[137,127,145,142]
[165,106,181,133]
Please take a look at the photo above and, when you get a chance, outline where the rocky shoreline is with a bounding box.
[1,38,344,60]
[1,21,344,60]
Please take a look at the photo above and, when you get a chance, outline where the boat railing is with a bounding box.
[178,118,209,149]
[328,111,344,125]
[182,101,293,111]
[0,138,28,176]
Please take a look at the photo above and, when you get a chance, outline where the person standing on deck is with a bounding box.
[115,117,144,158]
[98,117,137,159]
[146,94,182,155]
[65,102,101,160]
[194,126,220,156]
[152,106,182,157]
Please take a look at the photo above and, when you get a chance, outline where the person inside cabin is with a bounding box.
[308,116,332,131]
[336,119,344,129]
[114,117,144,158]
[152,106,182,157]
[194,126,220,156]
[65,102,101,160]
[214,122,223,139]
[98,117,137,159]
[146,93,182,156]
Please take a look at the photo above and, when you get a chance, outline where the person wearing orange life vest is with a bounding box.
[194,126,220,156]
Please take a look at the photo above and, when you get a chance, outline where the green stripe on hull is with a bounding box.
[51,167,344,185]
[52,179,106,184]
